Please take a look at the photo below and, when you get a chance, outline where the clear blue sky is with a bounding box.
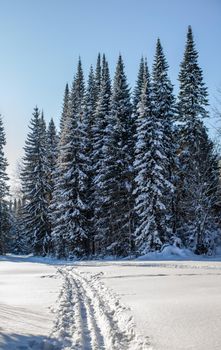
[0,0,220,174]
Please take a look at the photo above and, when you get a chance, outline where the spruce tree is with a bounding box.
[47,118,58,203]
[45,118,58,252]
[134,64,159,254]
[132,57,149,236]
[10,198,25,253]
[94,53,102,101]
[100,55,133,256]
[176,26,219,254]
[21,107,50,256]
[81,66,97,255]
[51,60,89,258]
[134,48,175,254]
[133,57,148,112]
[60,83,70,133]
[92,55,112,254]
[0,116,9,254]
[147,39,175,250]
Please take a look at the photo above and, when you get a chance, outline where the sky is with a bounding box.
[0,0,220,176]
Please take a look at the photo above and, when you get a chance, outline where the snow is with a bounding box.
[136,245,196,260]
[95,260,221,350]
[1,254,221,349]
[0,255,62,349]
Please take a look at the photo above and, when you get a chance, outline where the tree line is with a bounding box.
[0,26,221,258]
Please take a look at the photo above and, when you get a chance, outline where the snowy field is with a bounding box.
[0,255,221,350]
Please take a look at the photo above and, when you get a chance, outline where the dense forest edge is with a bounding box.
[0,26,221,259]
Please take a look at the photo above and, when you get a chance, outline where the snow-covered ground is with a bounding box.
[1,254,221,350]
[0,255,62,349]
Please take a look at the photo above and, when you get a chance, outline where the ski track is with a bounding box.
[52,266,150,350]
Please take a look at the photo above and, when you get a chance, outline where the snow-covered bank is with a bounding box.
[93,260,221,350]
[0,258,62,349]
[1,255,221,349]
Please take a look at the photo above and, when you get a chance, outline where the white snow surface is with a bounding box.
[1,253,221,349]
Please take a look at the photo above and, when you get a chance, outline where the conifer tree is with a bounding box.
[21,107,50,256]
[133,57,148,112]
[95,53,102,101]
[10,198,26,253]
[100,55,133,256]
[132,57,149,235]
[47,118,58,202]
[60,83,70,133]
[51,60,89,258]
[6,199,16,253]
[45,118,58,252]
[92,55,112,254]
[0,116,9,255]
[134,48,175,254]
[81,66,97,255]
[148,39,175,249]
[134,64,159,253]
[176,26,219,253]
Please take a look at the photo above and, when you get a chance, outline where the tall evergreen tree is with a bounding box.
[60,83,70,133]
[94,53,102,101]
[21,107,50,256]
[176,26,219,254]
[134,63,159,254]
[45,118,58,252]
[92,55,112,254]
[99,55,133,256]
[47,118,58,201]
[134,46,175,254]
[132,57,149,235]
[146,39,175,250]
[0,116,9,255]
[51,60,88,258]
[81,66,97,255]
[133,57,148,112]
[10,198,27,253]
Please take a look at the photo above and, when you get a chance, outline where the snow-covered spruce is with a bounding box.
[175,26,220,254]
[134,40,176,255]
[92,55,112,255]
[21,108,51,256]
[97,55,134,256]
[51,59,90,258]
[0,115,10,255]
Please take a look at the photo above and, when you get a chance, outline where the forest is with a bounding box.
[0,26,220,259]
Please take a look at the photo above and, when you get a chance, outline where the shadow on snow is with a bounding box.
[0,333,62,350]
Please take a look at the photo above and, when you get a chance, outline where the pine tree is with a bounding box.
[176,26,219,254]
[47,118,58,203]
[134,64,158,253]
[99,55,133,256]
[9,198,24,253]
[6,199,20,254]
[21,107,50,256]
[81,66,97,255]
[45,118,58,252]
[135,39,174,254]
[133,57,148,112]
[178,26,208,122]
[132,57,149,237]
[51,59,89,258]
[92,55,112,254]
[134,47,175,254]
[60,83,70,133]
[0,115,9,254]
[95,53,102,101]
